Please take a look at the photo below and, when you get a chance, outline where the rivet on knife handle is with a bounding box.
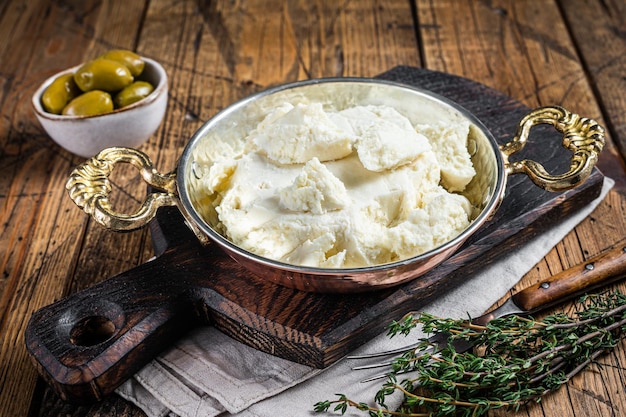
[511,244,626,313]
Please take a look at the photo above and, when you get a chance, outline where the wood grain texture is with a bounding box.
[560,0,626,175]
[510,243,626,312]
[417,0,626,190]
[0,0,624,416]
[0,2,151,416]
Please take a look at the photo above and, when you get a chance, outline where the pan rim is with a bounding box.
[176,77,507,279]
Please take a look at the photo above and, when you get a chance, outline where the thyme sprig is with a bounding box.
[314,292,626,417]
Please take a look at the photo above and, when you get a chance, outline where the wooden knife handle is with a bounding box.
[23,250,201,404]
[511,243,626,313]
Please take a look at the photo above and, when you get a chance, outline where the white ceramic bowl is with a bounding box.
[32,57,168,158]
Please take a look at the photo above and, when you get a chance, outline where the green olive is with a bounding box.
[74,58,133,92]
[41,73,81,114]
[114,81,155,108]
[100,49,145,77]
[62,90,113,116]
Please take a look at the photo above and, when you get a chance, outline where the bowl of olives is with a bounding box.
[32,50,168,158]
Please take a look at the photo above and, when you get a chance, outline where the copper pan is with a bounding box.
[66,78,605,293]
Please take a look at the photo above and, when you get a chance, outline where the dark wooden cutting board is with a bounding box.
[25,66,605,404]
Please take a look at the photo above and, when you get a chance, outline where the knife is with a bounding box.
[349,242,626,374]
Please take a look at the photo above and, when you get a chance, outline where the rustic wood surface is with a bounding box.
[1,0,625,416]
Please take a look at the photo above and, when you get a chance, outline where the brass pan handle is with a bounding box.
[500,106,605,191]
[66,147,178,231]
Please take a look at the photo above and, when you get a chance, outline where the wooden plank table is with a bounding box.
[1,0,625,416]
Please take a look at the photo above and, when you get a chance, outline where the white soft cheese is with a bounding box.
[416,121,476,192]
[338,105,432,171]
[249,102,354,164]
[388,191,473,259]
[278,157,351,214]
[193,103,476,268]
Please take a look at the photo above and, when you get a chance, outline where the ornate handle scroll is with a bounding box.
[66,147,179,231]
[500,106,605,192]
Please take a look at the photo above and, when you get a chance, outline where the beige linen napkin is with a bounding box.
[117,178,614,417]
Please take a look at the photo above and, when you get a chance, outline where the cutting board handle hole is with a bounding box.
[69,316,116,346]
